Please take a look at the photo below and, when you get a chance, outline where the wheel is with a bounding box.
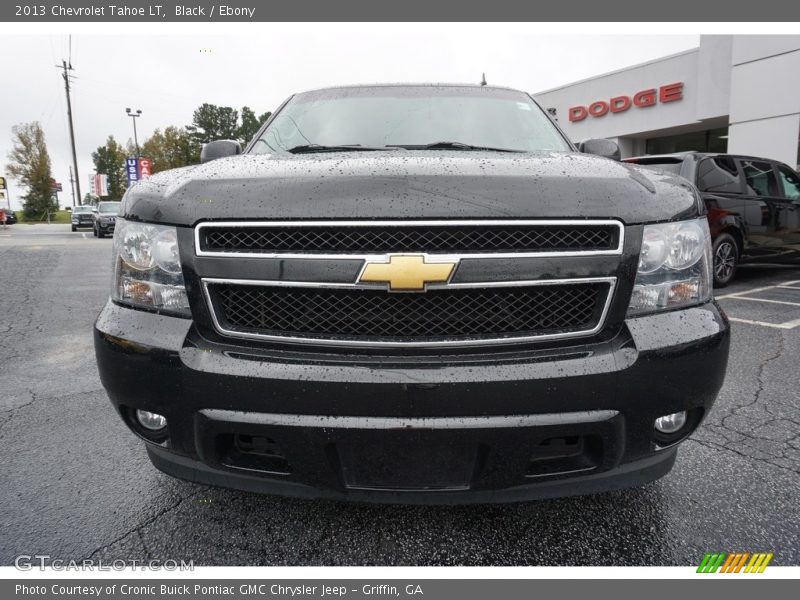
[93,226,98,237]
[71,225,77,232]
[712,233,739,288]
[97,228,105,239]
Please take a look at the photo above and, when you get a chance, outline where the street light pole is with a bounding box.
[126,108,142,157]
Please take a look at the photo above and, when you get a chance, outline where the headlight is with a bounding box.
[111,219,191,316]
[627,218,712,316]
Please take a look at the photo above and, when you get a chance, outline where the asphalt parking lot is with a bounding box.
[1,223,798,566]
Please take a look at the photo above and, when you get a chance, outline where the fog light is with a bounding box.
[136,409,167,431]
[654,411,687,434]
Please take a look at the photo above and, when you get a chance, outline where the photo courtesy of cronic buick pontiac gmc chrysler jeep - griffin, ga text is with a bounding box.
[94,84,730,503]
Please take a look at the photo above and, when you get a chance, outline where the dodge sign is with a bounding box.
[569,82,684,122]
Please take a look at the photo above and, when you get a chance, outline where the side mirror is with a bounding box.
[201,140,242,163]
[578,139,621,161]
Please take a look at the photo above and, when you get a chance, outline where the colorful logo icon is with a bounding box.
[697,552,773,573]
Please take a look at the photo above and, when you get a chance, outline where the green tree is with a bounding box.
[187,103,239,144]
[238,106,271,146]
[141,126,200,174]
[5,122,57,219]
[91,135,127,200]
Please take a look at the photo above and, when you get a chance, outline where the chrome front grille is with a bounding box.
[194,219,623,348]
[206,281,609,345]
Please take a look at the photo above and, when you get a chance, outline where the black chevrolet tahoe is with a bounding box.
[94,84,730,503]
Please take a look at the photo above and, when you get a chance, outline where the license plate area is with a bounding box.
[337,430,479,491]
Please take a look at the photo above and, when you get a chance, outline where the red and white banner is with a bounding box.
[138,158,152,179]
[90,174,109,197]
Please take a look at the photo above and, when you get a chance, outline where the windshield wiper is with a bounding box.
[286,144,387,154]
[387,141,523,153]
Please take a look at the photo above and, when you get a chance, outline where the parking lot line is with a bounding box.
[715,279,800,329]
[716,280,800,300]
[728,316,800,329]
[724,296,800,307]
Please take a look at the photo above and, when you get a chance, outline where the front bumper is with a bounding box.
[94,300,729,503]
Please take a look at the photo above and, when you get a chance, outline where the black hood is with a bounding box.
[121,151,702,227]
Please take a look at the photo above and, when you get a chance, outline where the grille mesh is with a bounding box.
[202,224,616,254]
[210,283,606,342]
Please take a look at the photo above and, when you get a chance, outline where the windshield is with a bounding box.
[74,206,94,213]
[251,86,570,154]
[98,203,120,214]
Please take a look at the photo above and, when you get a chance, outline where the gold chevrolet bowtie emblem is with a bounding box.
[358,254,457,291]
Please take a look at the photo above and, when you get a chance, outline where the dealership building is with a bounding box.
[535,35,800,168]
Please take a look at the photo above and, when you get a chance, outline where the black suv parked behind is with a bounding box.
[93,201,120,238]
[625,152,800,286]
[71,205,96,231]
[94,84,730,503]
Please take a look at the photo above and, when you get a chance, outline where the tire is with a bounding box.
[93,226,98,237]
[712,233,739,288]
[71,225,77,232]
[97,228,105,239]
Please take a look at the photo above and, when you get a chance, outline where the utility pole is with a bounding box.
[69,165,76,207]
[59,58,82,204]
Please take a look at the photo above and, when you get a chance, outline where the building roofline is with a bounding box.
[533,47,699,96]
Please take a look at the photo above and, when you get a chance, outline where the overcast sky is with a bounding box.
[0,30,699,210]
